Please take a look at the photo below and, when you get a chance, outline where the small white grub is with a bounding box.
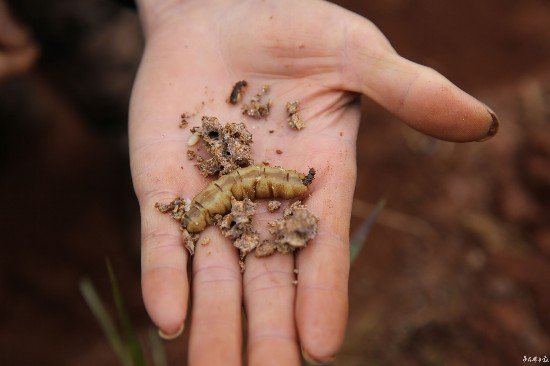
[187,132,200,146]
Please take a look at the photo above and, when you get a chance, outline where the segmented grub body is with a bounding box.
[183,165,312,233]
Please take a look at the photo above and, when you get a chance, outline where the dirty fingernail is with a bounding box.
[158,323,184,340]
[476,108,499,142]
[302,348,335,365]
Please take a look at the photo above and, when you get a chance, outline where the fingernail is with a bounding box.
[302,348,335,365]
[476,108,499,142]
[158,323,184,340]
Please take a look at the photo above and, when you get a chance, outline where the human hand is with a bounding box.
[129,0,497,364]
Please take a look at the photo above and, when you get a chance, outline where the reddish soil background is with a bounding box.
[1,0,549,365]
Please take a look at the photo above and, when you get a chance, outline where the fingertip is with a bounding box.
[302,347,336,365]
[158,322,185,340]
[142,268,188,335]
[475,108,499,142]
[297,292,347,364]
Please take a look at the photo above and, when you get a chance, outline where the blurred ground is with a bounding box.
[0,0,549,365]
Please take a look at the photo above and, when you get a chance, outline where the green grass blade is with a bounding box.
[350,198,386,263]
[106,259,146,366]
[79,278,132,366]
[148,328,168,366]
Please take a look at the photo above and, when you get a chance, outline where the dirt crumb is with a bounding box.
[269,129,275,134]
[217,197,260,258]
[239,260,246,273]
[267,200,282,212]
[227,80,248,105]
[181,229,199,255]
[255,201,318,257]
[302,168,316,186]
[190,116,254,176]
[242,85,272,119]
[255,240,277,257]
[179,113,190,128]
[276,149,283,155]
[286,101,306,130]
[270,201,318,252]
[155,197,191,222]
[186,149,197,160]
[198,236,210,247]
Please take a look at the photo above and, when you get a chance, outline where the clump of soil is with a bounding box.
[227,80,248,105]
[302,168,316,186]
[242,85,271,119]
[255,201,319,257]
[181,229,199,255]
[179,113,190,128]
[186,149,197,160]
[154,197,191,222]
[267,200,282,212]
[286,101,306,130]
[155,197,198,254]
[216,197,260,259]
[198,236,210,247]
[189,116,254,176]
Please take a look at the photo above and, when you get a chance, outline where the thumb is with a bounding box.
[342,17,498,142]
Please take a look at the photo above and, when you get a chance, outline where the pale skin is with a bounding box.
[130,0,498,364]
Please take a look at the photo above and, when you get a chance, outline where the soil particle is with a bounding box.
[179,113,190,128]
[254,240,277,257]
[198,236,210,247]
[217,197,260,259]
[186,149,197,160]
[286,101,306,130]
[302,168,316,186]
[267,200,282,212]
[155,197,191,222]
[271,201,318,249]
[189,116,254,176]
[276,149,283,154]
[227,80,248,105]
[255,201,318,257]
[242,85,272,119]
[269,129,275,134]
[181,229,199,255]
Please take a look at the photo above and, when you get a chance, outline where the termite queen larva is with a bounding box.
[183,165,315,233]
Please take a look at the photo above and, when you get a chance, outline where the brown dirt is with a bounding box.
[286,101,306,130]
[267,200,282,212]
[227,80,248,105]
[217,197,260,260]
[241,84,271,119]
[189,116,254,176]
[255,200,319,257]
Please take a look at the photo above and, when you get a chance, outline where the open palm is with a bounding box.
[129,0,496,364]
